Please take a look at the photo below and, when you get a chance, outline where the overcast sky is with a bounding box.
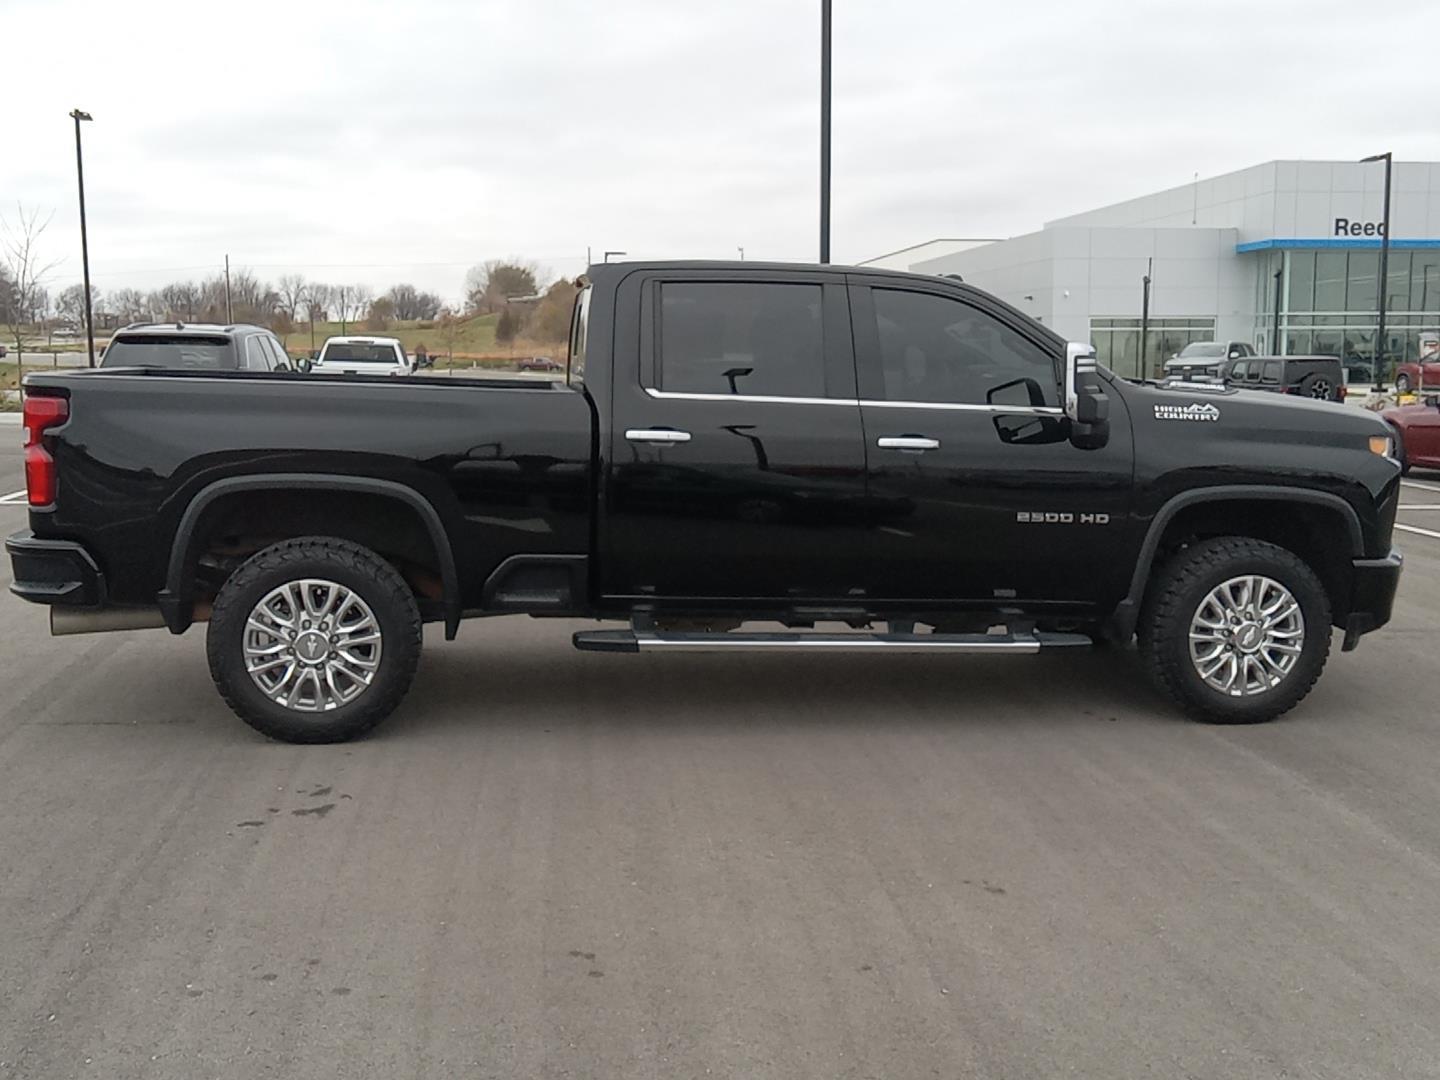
[4,0,1438,302]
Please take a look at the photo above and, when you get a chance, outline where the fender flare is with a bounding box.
[1107,484,1364,641]
[159,473,461,639]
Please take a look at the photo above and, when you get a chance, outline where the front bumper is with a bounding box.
[1341,549,1403,651]
[6,531,106,606]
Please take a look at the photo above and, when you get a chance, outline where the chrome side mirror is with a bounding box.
[1064,342,1110,449]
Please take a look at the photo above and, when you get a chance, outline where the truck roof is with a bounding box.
[321,336,402,346]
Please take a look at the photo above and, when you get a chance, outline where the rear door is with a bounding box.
[850,277,1134,608]
[601,269,869,603]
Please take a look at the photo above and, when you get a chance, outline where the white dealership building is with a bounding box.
[875,160,1440,379]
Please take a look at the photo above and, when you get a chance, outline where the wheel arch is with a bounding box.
[1108,486,1363,641]
[160,474,461,639]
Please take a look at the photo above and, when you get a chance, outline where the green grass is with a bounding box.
[279,314,505,359]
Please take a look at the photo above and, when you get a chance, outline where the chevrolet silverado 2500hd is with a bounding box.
[7,262,1403,741]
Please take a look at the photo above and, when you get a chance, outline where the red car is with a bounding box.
[1393,358,1440,393]
[1383,400,1440,473]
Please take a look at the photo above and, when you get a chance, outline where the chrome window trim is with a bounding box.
[859,399,1064,415]
[642,387,1062,416]
[644,388,854,407]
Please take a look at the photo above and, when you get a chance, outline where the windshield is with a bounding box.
[320,344,399,363]
[1177,343,1226,359]
[100,335,232,369]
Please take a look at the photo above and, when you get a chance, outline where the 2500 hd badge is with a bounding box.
[1154,402,1220,422]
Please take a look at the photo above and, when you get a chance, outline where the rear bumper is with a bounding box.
[5,531,106,606]
[1341,549,1403,651]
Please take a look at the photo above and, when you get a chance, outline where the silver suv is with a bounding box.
[1162,341,1254,382]
[100,323,293,372]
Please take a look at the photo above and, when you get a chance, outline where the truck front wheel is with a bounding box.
[1138,537,1331,724]
[206,537,422,743]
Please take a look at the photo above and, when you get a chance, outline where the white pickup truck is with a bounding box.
[309,336,412,377]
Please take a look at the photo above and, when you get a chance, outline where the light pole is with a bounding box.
[602,250,626,263]
[819,0,832,264]
[737,246,745,261]
[1362,151,1392,392]
[69,109,95,367]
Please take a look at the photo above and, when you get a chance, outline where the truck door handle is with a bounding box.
[876,435,940,451]
[626,428,693,444]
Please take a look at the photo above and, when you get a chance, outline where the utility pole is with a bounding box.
[224,254,233,323]
[69,109,95,367]
[737,246,745,260]
[1361,152,1392,392]
[339,286,347,335]
[819,0,832,264]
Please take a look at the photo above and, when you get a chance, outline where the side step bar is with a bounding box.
[573,629,1092,654]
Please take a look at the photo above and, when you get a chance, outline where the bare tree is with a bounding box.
[333,284,373,331]
[277,274,310,322]
[383,283,442,321]
[1,203,60,383]
[110,287,149,323]
[157,281,201,321]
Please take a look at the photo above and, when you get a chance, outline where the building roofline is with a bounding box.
[856,238,1002,266]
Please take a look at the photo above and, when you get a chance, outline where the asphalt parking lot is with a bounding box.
[3,438,1440,1079]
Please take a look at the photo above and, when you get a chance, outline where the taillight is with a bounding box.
[22,394,68,507]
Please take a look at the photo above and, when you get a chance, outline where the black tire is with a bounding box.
[207,537,421,743]
[1137,537,1331,724]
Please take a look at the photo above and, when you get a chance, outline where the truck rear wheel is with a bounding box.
[207,537,421,743]
[1138,537,1331,724]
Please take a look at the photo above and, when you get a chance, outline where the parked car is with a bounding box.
[310,336,411,377]
[1221,355,1346,402]
[0,343,7,359]
[1162,341,1255,381]
[517,356,564,372]
[1382,397,1440,474]
[8,260,1402,742]
[1393,357,1440,394]
[98,322,294,372]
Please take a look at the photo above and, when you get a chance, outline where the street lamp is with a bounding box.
[69,109,95,368]
[1362,151,1392,393]
[819,0,832,264]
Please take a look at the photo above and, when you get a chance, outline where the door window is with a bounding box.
[871,289,1058,406]
[658,282,825,398]
[1261,360,1281,384]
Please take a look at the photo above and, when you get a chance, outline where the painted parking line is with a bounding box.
[1396,522,1440,540]
[1398,504,1440,511]
[1401,479,1440,495]
[0,489,29,505]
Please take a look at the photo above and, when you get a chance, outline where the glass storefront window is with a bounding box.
[1384,251,1411,312]
[1287,251,1315,314]
[1412,259,1440,313]
[1313,252,1347,311]
[1345,251,1378,312]
[1090,316,1217,379]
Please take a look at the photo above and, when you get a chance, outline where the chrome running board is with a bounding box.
[572,630,1092,654]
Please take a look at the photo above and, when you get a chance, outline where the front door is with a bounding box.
[850,279,1135,611]
[602,271,870,604]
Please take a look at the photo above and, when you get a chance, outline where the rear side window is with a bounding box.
[100,335,232,370]
[871,288,1058,406]
[658,282,824,397]
[568,285,590,385]
[263,337,290,369]
[244,337,271,371]
[1262,360,1281,383]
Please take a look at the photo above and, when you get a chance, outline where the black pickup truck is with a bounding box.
[8,262,1404,742]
